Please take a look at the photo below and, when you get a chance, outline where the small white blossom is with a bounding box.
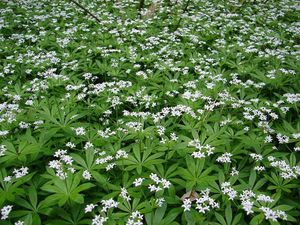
[12,167,29,178]
[182,199,192,211]
[120,187,131,201]
[74,127,86,136]
[83,170,92,180]
[221,182,237,200]
[115,150,128,159]
[85,203,97,213]
[84,142,94,150]
[276,133,289,144]
[66,142,76,148]
[0,145,7,156]
[260,206,287,221]
[101,198,119,212]
[257,194,274,203]
[155,198,165,207]
[92,215,108,225]
[126,211,143,225]
[1,205,13,220]
[133,178,144,187]
[230,167,239,176]
[216,152,232,163]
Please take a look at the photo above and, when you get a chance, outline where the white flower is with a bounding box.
[276,133,289,144]
[240,190,256,201]
[0,145,7,156]
[182,199,192,211]
[216,152,232,163]
[192,151,205,158]
[74,127,86,136]
[115,150,128,159]
[292,133,300,139]
[149,173,160,184]
[61,155,73,165]
[170,132,178,141]
[92,215,108,225]
[66,142,76,148]
[260,206,287,221]
[54,149,67,157]
[3,176,12,182]
[230,167,239,176]
[83,73,92,80]
[83,170,92,180]
[19,121,30,129]
[155,198,165,207]
[256,194,274,203]
[12,167,29,178]
[133,178,144,187]
[190,142,214,158]
[84,142,94,150]
[221,182,237,200]
[156,125,165,136]
[195,189,219,213]
[148,184,162,192]
[120,187,131,201]
[243,126,249,132]
[126,211,143,225]
[14,221,24,225]
[25,100,34,105]
[250,153,263,161]
[294,147,300,152]
[1,205,13,220]
[96,155,113,165]
[48,160,61,169]
[85,203,97,213]
[0,130,9,136]
[264,135,273,143]
[161,178,171,189]
[254,166,265,171]
[241,199,254,215]
[101,198,118,212]
[105,163,116,171]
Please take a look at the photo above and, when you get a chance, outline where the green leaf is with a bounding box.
[232,213,242,225]
[215,212,227,225]
[225,204,232,225]
[153,203,167,224]
[160,208,182,225]
[249,170,256,188]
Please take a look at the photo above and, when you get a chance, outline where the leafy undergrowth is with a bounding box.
[0,0,299,224]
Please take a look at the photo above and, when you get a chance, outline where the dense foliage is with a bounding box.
[0,0,299,224]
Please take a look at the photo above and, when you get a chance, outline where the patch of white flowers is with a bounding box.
[126,211,143,225]
[189,140,214,158]
[216,152,232,163]
[221,182,237,200]
[48,149,75,179]
[148,173,171,192]
[0,145,7,156]
[1,205,12,220]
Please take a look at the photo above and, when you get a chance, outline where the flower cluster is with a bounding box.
[221,182,237,200]
[181,189,219,213]
[216,152,232,163]
[1,205,12,220]
[189,140,215,158]
[48,149,75,179]
[0,145,7,156]
[126,211,143,225]
[148,173,171,192]
[0,0,299,224]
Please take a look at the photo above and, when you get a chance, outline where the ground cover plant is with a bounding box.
[0,0,300,224]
